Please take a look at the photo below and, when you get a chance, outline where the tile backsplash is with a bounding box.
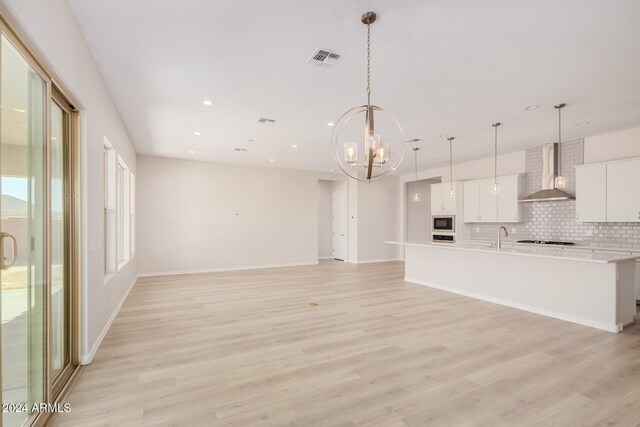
[470,140,640,249]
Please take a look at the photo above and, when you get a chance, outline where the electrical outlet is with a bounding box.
[511,228,516,234]
[475,227,480,233]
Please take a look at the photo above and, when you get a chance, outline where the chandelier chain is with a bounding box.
[366,22,371,105]
[558,105,562,177]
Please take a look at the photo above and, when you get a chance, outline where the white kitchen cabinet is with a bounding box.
[478,179,498,223]
[430,181,462,214]
[463,180,480,222]
[575,163,607,223]
[606,158,640,222]
[497,175,524,223]
[462,175,523,223]
[636,261,640,301]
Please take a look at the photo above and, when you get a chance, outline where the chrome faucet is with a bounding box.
[497,226,508,250]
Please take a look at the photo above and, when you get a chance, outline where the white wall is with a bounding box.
[0,0,138,363]
[317,180,333,259]
[355,176,402,262]
[137,156,324,275]
[584,126,640,164]
[406,180,438,241]
[400,150,526,183]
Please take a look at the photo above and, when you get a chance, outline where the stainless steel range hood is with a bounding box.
[519,143,575,203]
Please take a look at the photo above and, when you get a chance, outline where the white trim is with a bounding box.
[81,276,137,364]
[405,276,622,333]
[137,261,319,278]
[318,256,334,260]
[350,258,404,265]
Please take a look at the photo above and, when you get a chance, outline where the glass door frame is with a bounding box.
[0,11,82,427]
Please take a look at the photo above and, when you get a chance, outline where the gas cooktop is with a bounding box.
[517,240,575,246]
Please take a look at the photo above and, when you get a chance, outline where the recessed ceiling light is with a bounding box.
[575,121,590,127]
[291,144,299,148]
[248,139,254,143]
[193,131,201,136]
[269,158,275,162]
[188,150,195,154]
[439,134,449,138]
[327,122,335,127]
[524,105,540,110]
[202,100,214,106]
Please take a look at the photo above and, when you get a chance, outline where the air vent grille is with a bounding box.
[307,48,344,69]
[234,148,248,152]
[257,117,276,125]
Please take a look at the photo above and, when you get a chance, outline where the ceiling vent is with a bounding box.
[257,117,276,125]
[307,48,344,69]
[234,148,248,152]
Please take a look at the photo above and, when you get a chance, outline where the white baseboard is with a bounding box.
[318,256,334,260]
[137,261,319,278]
[405,276,622,333]
[350,258,404,265]
[81,276,137,365]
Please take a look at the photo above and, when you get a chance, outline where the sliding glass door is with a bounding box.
[1,18,79,427]
[0,34,47,427]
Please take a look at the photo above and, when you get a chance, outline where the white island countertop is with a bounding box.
[386,240,640,264]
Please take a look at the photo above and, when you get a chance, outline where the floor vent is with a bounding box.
[307,48,344,69]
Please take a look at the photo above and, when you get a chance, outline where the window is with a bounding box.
[103,137,134,276]
[130,172,135,256]
[103,137,116,275]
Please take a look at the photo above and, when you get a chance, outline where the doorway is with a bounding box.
[0,18,80,427]
[332,190,347,261]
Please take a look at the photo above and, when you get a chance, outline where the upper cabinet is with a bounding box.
[575,157,640,223]
[431,181,463,214]
[497,175,524,222]
[606,158,640,222]
[463,174,523,223]
[575,163,607,222]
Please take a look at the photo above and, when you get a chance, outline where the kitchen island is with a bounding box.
[388,241,638,332]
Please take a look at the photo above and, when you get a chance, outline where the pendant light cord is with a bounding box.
[494,125,498,184]
[448,137,454,191]
[557,105,562,177]
[414,148,419,198]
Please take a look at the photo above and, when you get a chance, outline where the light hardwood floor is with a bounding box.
[51,261,640,426]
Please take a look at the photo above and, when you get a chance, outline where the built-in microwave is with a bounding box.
[432,215,455,232]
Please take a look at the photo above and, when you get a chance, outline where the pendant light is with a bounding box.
[447,137,455,197]
[554,103,566,189]
[331,11,405,182]
[492,123,501,193]
[413,147,420,202]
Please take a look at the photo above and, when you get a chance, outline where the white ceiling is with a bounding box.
[67,0,640,174]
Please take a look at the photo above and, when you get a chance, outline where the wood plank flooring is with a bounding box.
[51,261,640,426]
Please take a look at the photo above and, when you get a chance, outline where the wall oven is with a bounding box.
[432,215,455,233]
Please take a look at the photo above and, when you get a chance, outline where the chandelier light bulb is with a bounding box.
[448,187,455,197]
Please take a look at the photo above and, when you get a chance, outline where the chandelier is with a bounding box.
[331,11,405,182]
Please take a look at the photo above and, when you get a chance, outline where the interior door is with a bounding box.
[332,191,347,261]
[1,33,47,427]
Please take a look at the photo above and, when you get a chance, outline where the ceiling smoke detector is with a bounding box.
[257,117,276,125]
[307,48,344,69]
